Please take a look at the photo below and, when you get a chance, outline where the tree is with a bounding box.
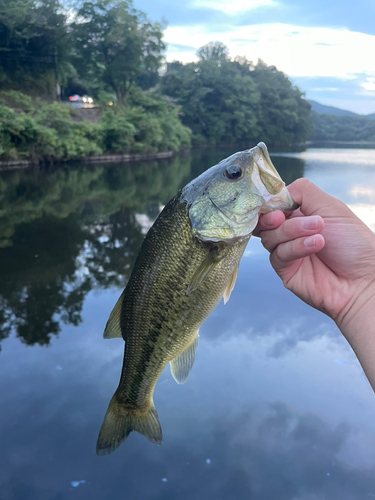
[0,0,72,98]
[251,60,312,145]
[161,43,260,144]
[161,45,313,146]
[71,0,166,104]
[197,41,229,63]
[311,111,375,142]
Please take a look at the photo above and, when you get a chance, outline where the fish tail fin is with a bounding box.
[96,393,163,456]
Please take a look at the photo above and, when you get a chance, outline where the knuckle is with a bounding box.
[294,177,310,189]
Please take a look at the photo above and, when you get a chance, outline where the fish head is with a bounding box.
[184,142,298,242]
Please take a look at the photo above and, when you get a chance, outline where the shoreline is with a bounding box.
[0,150,175,171]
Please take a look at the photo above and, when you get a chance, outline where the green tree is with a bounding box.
[0,0,73,97]
[161,44,260,144]
[311,111,375,142]
[197,41,229,63]
[251,60,312,145]
[161,45,312,147]
[71,0,166,103]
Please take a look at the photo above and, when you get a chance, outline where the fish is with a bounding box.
[96,142,298,455]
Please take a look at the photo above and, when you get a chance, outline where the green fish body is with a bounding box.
[96,143,298,455]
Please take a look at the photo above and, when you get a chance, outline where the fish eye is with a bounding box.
[225,165,242,180]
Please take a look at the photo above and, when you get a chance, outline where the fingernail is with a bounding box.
[303,216,318,230]
[304,235,316,247]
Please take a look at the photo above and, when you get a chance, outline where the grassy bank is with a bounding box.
[0,90,191,164]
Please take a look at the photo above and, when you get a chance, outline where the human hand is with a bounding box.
[255,178,375,335]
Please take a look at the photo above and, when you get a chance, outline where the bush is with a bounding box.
[0,89,191,163]
[100,88,191,154]
[0,96,103,162]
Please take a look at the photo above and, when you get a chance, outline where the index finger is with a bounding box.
[253,210,285,237]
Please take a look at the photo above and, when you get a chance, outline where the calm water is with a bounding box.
[1,148,375,500]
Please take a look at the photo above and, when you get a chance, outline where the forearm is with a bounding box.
[338,286,375,392]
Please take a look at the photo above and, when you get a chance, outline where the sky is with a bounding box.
[133,0,375,115]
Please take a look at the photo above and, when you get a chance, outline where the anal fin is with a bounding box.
[103,290,125,339]
[170,331,199,384]
[223,265,238,305]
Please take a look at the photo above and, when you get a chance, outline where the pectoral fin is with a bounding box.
[186,247,223,295]
[170,331,199,384]
[103,291,125,340]
[223,265,238,305]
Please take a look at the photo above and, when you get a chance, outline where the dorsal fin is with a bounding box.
[223,265,238,305]
[170,331,199,384]
[103,291,125,340]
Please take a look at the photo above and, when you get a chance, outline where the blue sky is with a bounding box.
[133,0,375,114]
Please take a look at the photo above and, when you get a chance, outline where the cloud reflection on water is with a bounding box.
[1,313,375,500]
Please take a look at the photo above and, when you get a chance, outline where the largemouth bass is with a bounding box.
[96,142,298,455]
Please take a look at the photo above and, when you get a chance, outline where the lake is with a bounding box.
[1,147,375,500]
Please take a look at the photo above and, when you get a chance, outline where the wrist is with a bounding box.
[335,280,375,392]
[336,279,375,345]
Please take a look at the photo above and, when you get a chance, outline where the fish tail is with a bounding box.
[96,393,163,456]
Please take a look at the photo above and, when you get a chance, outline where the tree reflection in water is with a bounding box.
[0,151,305,351]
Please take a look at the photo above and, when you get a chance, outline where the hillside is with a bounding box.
[308,100,375,120]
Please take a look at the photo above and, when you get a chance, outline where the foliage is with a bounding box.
[197,41,229,62]
[161,46,312,147]
[311,111,375,142]
[161,54,260,145]
[250,60,313,145]
[100,89,191,153]
[1,0,315,151]
[70,0,166,103]
[0,89,191,162]
[0,93,103,162]
[0,0,72,97]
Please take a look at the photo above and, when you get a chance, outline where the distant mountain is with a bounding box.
[307,100,375,120]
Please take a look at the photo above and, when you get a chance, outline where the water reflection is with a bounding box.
[0,150,305,353]
[0,156,191,350]
[0,316,374,500]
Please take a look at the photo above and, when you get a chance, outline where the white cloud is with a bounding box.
[312,87,339,91]
[190,0,277,15]
[164,24,375,80]
[361,77,375,92]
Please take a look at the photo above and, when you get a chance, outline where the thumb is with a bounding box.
[287,178,341,218]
